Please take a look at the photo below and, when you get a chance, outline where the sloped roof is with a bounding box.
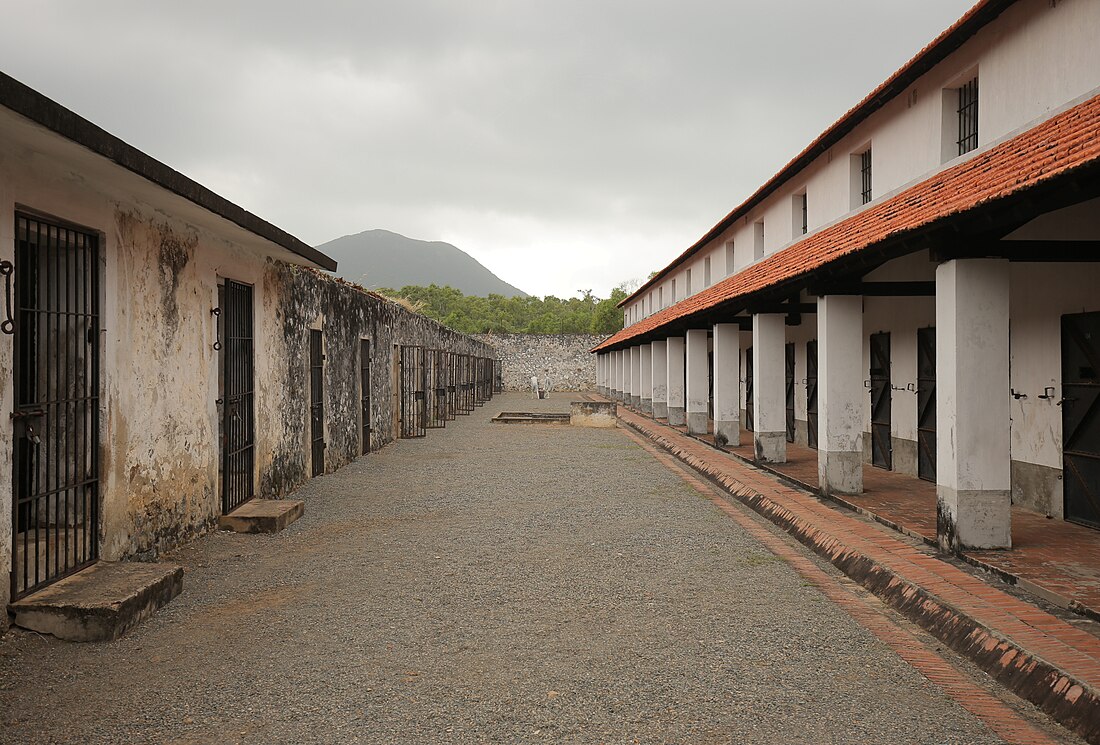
[0,71,337,271]
[594,91,1100,352]
[619,0,1017,309]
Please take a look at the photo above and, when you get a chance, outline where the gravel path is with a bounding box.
[0,392,1026,743]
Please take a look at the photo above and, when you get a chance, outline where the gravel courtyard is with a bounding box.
[0,392,1031,744]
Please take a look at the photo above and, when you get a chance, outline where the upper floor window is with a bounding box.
[753,221,765,260]
[851,147,872,208]
[685,269,692,296]
[860,149,872,205]
[792,192,808,237]
[672,278,677,302]
[725,240,735,276]
[957,77,978,155]
[704,257,711,287]
[659,286,664,309]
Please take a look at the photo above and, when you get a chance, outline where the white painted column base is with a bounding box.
[666,336,686,427]
[639,344,653,416]
[753,313,787,463]
[817,295,864,495]
[651,340,668,420]
[713,322,741,447]
[685,329,709,435]
[936,258,1011,551]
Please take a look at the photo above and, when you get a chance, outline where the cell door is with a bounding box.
[1062,312,1100,529]
[11,214,100,600]
[785,342,796,443]
[426,348,446,429]
[917,327,936,482]
[360,339,371,455]
[806,340,818,450]
[745,347,754,432]
[400,345,427,437]
[870,332,892,470]
[221,280,255,513]
[309,330,325,476]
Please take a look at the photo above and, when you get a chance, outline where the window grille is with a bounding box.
[957,78,978,155]
[800,193,808,234]
[860,149,872,205]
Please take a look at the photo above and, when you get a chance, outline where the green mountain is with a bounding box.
[316,229,528,297]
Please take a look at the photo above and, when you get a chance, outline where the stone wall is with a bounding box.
[474,333,605,391]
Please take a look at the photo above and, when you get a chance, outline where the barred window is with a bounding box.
[860,149,873,205]
[957,77,978,155]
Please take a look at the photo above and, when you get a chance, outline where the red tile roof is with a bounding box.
[594,91,1100,352]
[619,0,1017,309]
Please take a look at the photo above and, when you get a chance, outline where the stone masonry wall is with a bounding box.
[474,333,605,391]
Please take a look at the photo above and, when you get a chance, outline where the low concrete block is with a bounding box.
[571,400,617,428]
[10,561,183,642]
[218,498,304,534]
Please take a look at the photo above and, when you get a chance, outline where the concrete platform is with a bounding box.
[218,498,304,534]
[9,561,183,642]
[491,412,571,424]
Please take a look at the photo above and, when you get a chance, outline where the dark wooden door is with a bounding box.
[870,332,892,470]
[785,343,796,443]
[1063,312,1100,529]
[309,329,325,476]
[806,340,818,450]
[917,327,936,482]
[745,347,754,432]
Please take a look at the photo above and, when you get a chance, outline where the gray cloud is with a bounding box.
[1,1,974,296]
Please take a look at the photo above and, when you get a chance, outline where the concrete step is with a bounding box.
[9,560,183,642]
[218,498,303,534]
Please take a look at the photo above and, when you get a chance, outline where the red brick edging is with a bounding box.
[618,410,1100,744]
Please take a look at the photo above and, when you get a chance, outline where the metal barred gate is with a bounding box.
[221,280,255,513]
[309,330,326,475]
[400,345,427,437]
[11,214,100,600]
[360,338,371,454]
[427,348,447,429]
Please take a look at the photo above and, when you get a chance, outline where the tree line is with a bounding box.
[376,284,630,335]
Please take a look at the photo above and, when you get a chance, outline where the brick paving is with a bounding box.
[613,403,1100,743]
[620,425,1066,745]
[655,411,1100,620]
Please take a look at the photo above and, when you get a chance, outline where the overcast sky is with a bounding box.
[1,1,975,298]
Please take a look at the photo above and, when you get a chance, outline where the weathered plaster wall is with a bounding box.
[0,125,492,622]
[260,265,494,495]
[474,333,603,391]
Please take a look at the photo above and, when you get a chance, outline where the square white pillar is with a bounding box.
[753,313,787,463]
[713,323,741,447]
[613,350,623,400]
[686,329,710,435]
[817,295,864,495]
[640,344,653,415]
[667,336,686,426]
[651,340,668,419]
[629,346,641,408]
[936,258,1011,551]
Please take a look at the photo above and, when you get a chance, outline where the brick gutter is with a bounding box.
[617,406,1100,744]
